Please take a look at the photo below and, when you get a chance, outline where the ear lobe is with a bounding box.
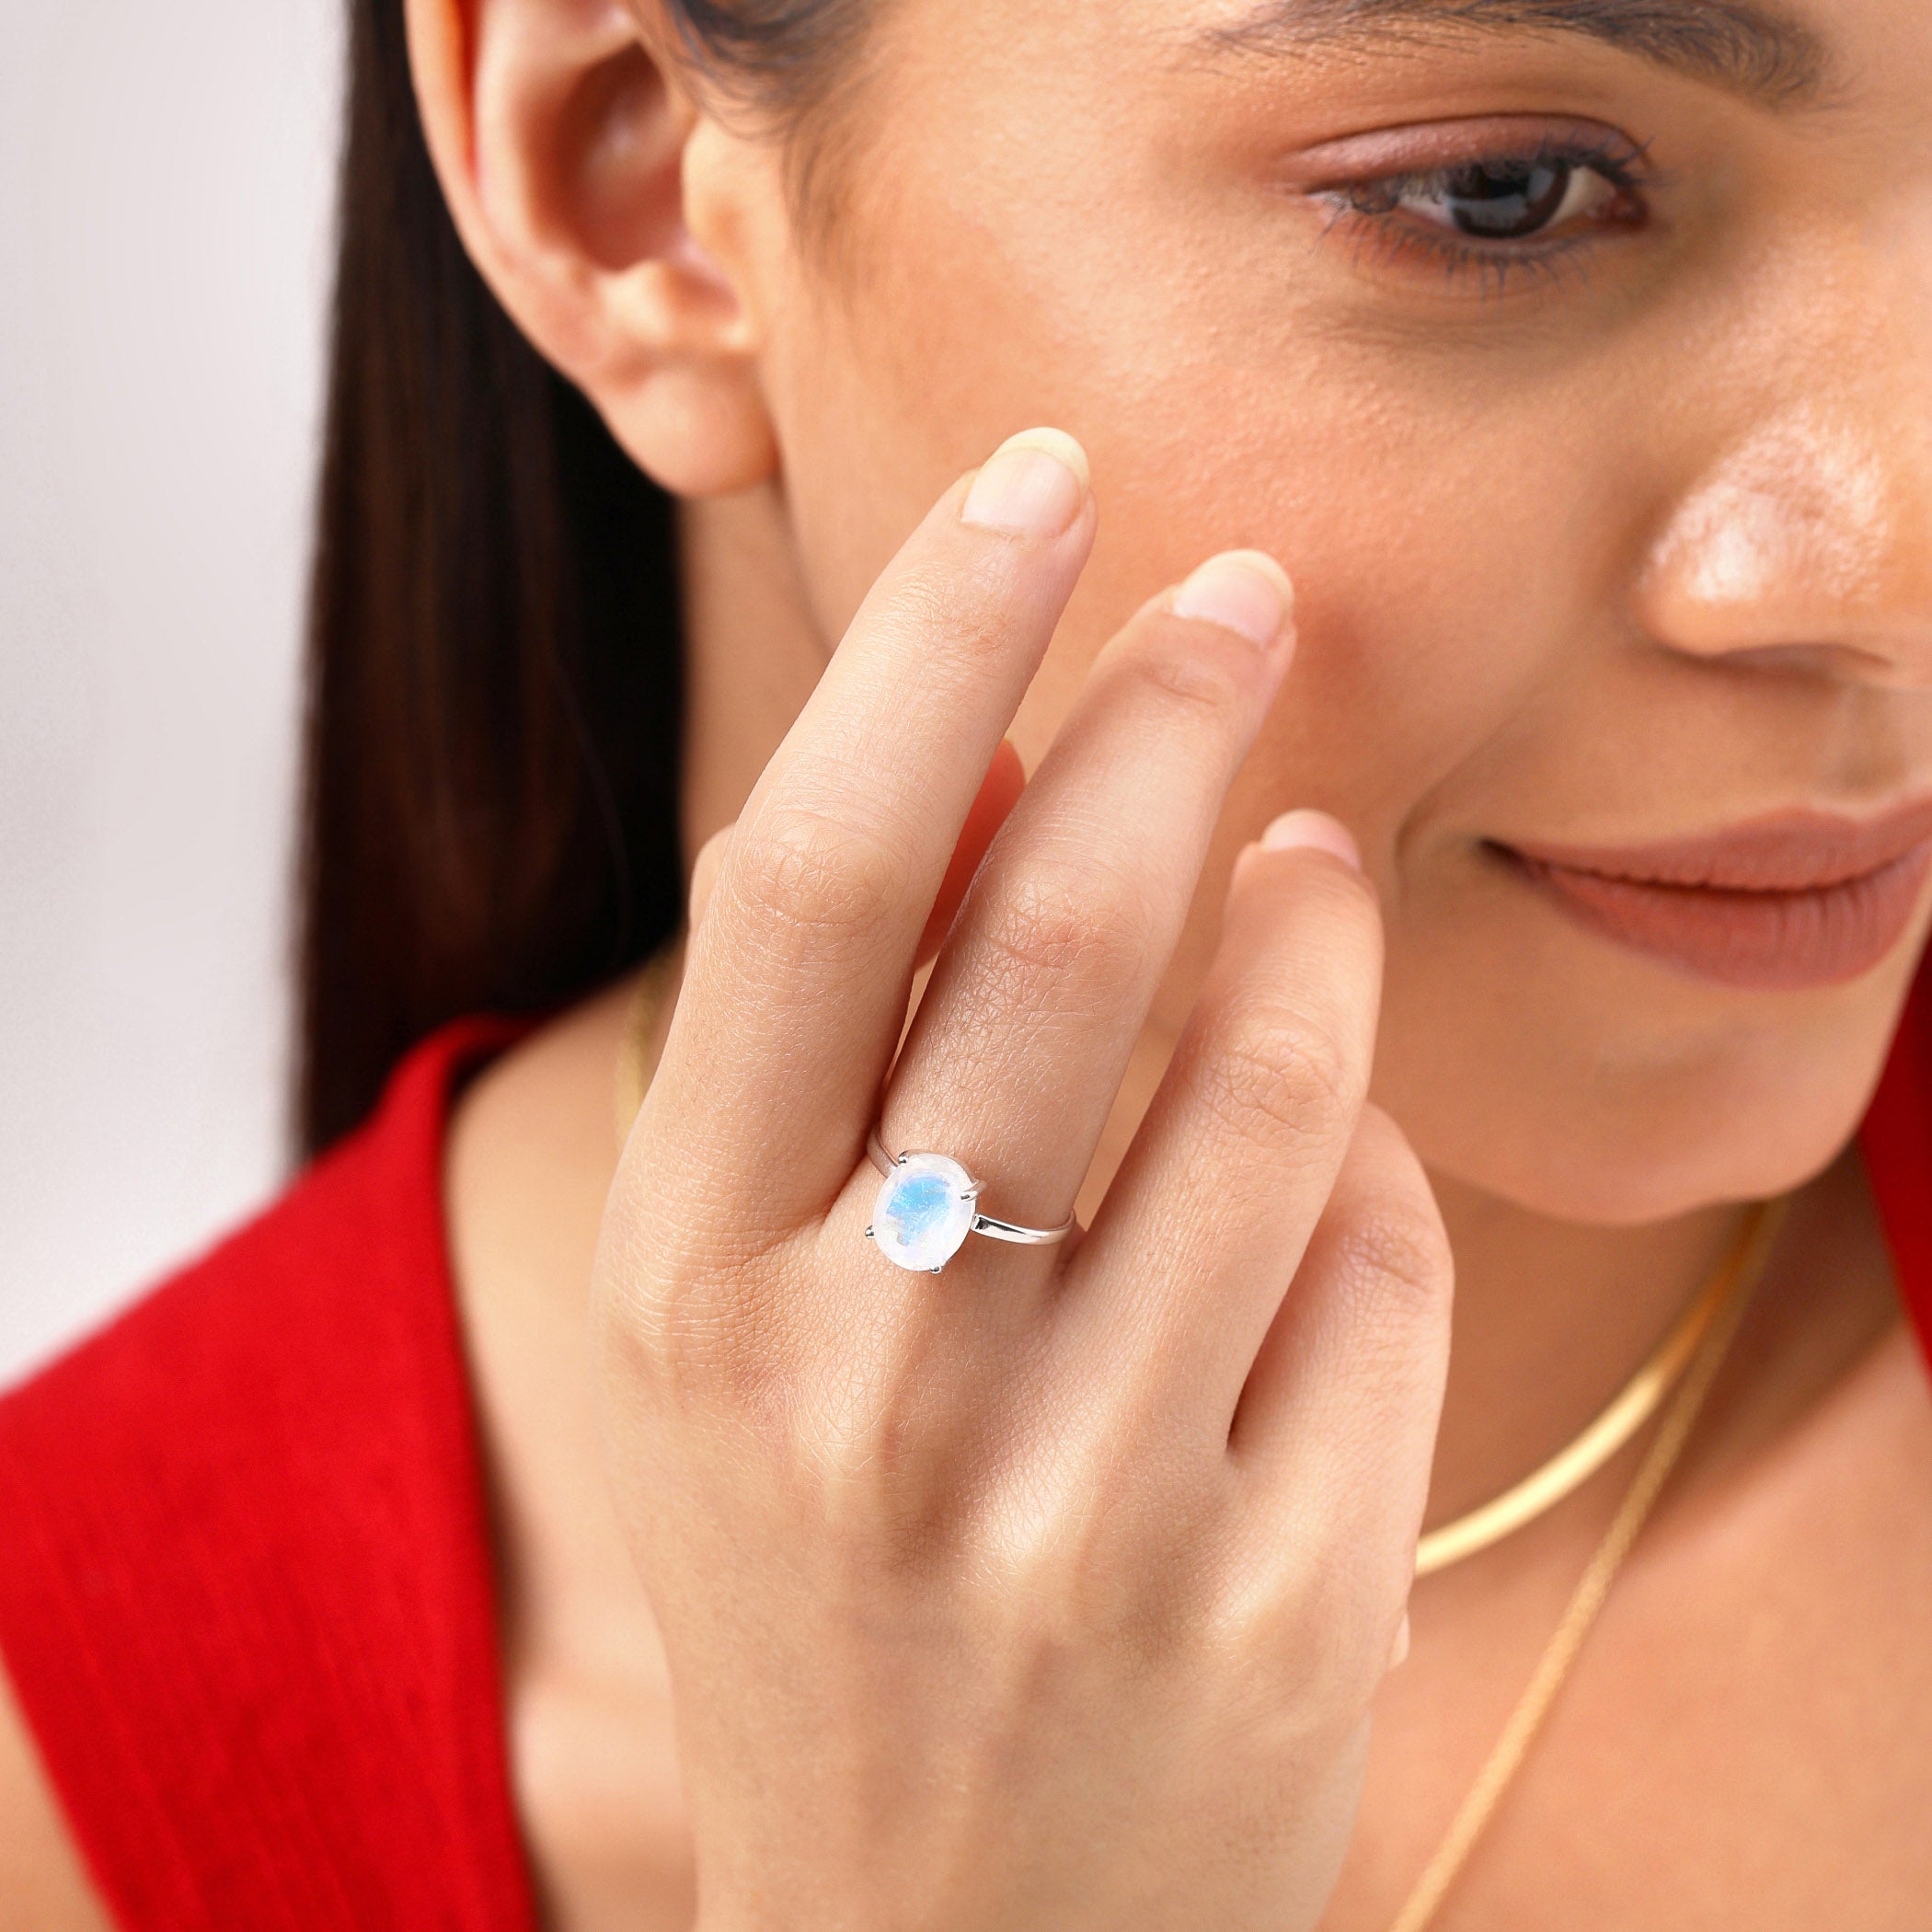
[406,0,779,495]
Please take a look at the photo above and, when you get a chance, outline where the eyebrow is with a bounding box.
[1200,0,1833,109]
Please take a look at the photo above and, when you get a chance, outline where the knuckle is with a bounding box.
[635,1283,747,1397]
[972,856,1151,1009]
[1197,999,1360,1151]
[1322,1108,1455,1321]
[1121,626,1252,723]
[729,798,909,961]
[980,1465,1225,1671]
[1230,1530,1394,1725]
[880,551,1023,666]
[599,1242,748,1397]
[595,1184,800,1405]
[595,1259,722,1404]
[1199,1596,1359,1752]
[1328,1196,1454,1317]
[1277,1588,1390,1725]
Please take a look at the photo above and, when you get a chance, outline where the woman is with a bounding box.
[2,0,1927,1924]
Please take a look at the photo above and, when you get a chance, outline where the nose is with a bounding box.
[1636,391,1932,688]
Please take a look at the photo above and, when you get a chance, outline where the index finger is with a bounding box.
[650,431,1095,1225]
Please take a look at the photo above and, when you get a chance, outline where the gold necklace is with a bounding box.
[1414,1204,1775,1578]
[1386,1196,1788,1932]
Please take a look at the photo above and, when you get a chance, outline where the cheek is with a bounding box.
[1024,369,1622,862]
[763,186,1634,857]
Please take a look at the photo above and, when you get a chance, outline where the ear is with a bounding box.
[406,0,780,495]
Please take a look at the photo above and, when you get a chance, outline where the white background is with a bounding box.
[1,3,343,1383]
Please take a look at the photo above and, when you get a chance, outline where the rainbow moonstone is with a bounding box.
[870,1153,978,1272]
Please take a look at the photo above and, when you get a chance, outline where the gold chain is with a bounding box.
[1386,1197,1788,1932]
[1415,1205,1773,1577]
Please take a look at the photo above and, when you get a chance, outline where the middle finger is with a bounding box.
[873,550,1296,1265]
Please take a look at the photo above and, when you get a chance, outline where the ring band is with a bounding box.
[864,1128,1075,1273]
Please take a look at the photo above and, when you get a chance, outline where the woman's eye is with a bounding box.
[1391,158,1622,241]
[1316,143,1650,270]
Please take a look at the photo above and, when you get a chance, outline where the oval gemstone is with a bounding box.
[871,1153,978,1272]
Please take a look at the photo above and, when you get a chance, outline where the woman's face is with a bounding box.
[719,0,1932,1225]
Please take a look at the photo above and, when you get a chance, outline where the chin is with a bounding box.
[1374,907,1924,1226]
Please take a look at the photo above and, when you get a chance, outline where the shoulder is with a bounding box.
[0,1079,422,1931]
[0,1016,507,1517]
[444,972,649,1323]
[0,1018,537,1930]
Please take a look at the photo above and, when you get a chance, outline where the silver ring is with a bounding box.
[864,1128,1075,1274]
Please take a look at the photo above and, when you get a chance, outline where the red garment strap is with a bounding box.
[1863,959,1932,1374]
[0,1023,539,1932]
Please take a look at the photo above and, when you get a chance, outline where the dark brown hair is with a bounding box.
[298,0,852,1154]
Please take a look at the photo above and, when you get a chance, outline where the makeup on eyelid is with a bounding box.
[1279,111,1656,283]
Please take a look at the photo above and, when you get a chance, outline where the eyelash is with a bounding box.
[1310,134,1656,294]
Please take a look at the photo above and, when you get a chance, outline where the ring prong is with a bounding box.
[865,1226,875,1239]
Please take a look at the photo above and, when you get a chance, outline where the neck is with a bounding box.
[1419,1181,1750,1531]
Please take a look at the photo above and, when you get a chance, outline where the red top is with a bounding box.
[0,1020,539,1932]
[2,995,1930,1929]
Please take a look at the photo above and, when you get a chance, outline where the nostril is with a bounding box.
[1710,638,1910,682]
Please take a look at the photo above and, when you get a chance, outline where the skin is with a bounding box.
[5,0,1931,1924]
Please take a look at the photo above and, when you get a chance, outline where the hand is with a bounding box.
[592,430,1452,1932]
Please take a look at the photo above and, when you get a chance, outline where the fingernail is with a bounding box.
[960,429,1090,537]
[1170,550,1294,651]
[1259,809,1361,869]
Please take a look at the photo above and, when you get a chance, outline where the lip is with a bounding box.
[1491,801,1932,991]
